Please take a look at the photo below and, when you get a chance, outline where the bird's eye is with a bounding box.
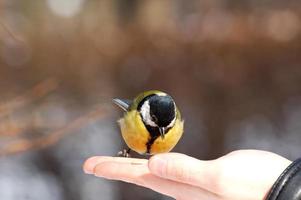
[151,114,158,123]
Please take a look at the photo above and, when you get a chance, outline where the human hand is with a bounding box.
[83,150,291,200]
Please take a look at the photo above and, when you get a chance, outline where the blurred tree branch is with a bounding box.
[0,21,24,43]
[0,78,59,119]
[0,105,110,156]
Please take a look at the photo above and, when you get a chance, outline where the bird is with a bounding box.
[113,90,184,157]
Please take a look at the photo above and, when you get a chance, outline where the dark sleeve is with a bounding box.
[265,158,301,200]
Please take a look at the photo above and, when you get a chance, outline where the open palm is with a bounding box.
[83,150,291,200]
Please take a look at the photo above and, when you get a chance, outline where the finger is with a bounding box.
[83,156,147,174]
[92,157,220,200]
[148,153,219,194]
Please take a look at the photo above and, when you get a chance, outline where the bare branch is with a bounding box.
[0,105,111,156]
[0,78,59,119]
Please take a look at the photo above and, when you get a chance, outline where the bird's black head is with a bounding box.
[149,95,175,127]
[138,94,176,132]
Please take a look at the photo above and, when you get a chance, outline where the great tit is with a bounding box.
[113,90,184,156]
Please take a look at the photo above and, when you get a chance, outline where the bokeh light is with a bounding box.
[47,0,85,18]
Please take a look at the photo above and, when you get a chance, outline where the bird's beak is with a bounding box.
[113,98,132,111]
[159,127,166,139]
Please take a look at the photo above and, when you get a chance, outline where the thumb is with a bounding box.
[148,153,217,191]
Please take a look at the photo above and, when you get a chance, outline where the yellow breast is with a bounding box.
[149,119,184,154]
[118,110,184,155]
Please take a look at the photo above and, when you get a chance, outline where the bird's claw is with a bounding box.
[117,149,131,157]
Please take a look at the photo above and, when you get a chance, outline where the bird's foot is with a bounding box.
[117,149,131,157]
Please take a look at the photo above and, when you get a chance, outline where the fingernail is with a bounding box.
[83,157,102,174]
[93,164,106,177]
[148,155,167,176]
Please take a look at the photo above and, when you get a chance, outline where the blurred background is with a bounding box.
[1,0,301,199]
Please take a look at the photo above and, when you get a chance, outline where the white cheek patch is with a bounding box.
[140,100,157,127]
[167,117,176,128]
